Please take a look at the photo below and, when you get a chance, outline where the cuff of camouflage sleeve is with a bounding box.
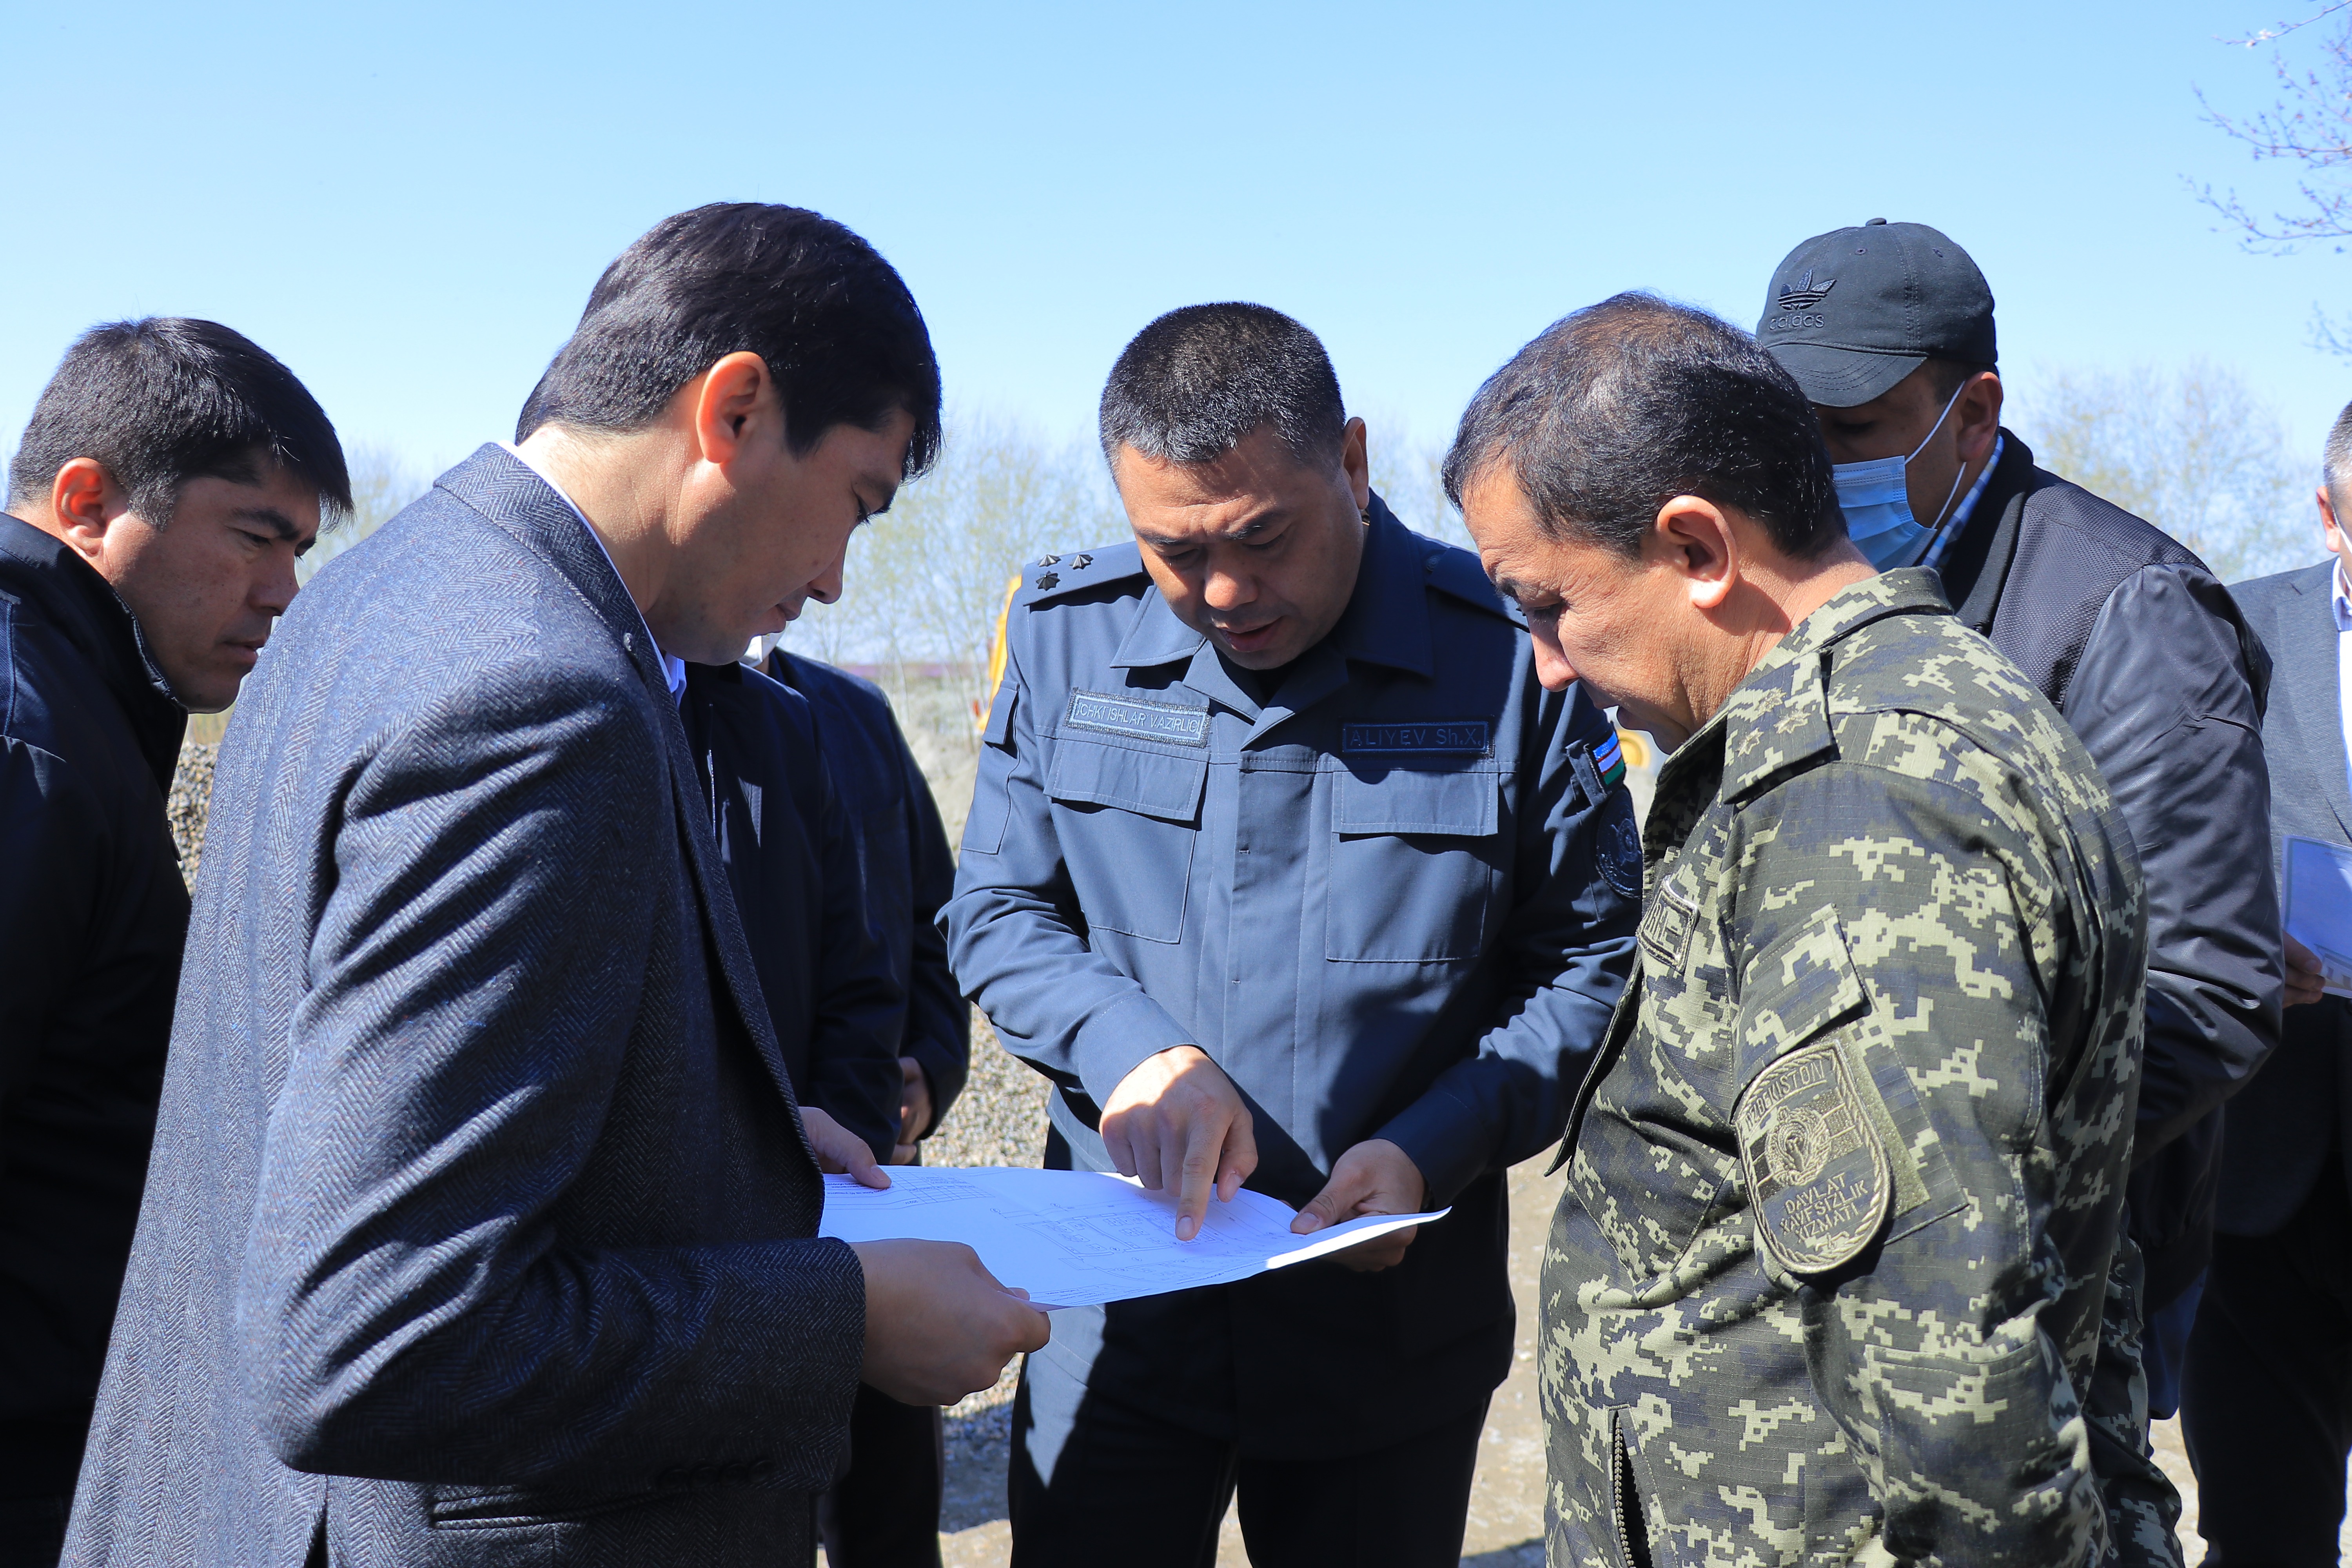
[1071,992,1201,1111]
[1375,1091,1491,1209]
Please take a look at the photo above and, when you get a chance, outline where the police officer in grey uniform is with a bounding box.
[941,304,1641,1568]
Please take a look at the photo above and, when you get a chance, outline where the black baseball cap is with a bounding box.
[1755,220,1997,408]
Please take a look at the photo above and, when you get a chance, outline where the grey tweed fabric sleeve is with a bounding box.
[239,662,865,1490]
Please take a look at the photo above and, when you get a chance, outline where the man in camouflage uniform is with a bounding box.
[1449,294,2146,1565]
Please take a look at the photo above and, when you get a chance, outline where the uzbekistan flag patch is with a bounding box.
[1595,731,1626,789]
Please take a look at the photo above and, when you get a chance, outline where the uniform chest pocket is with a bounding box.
[1325,762,1503,962]
[1048,737,1207,944]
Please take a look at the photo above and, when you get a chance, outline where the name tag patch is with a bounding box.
[1341,720,1491,755]
[1065,690,1210,747]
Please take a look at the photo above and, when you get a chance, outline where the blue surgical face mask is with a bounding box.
[1832,380,1973,569]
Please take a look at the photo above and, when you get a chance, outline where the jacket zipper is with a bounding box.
[1612,1412,1644,1568]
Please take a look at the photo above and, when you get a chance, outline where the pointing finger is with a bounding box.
[1174,1112,1225,1241]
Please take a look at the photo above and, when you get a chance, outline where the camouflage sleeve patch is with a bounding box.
[1729,904,1935,1276]
[1736,1040,1891,1274]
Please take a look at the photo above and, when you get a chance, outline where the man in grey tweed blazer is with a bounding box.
[63,204,1048,1568]
[2185,399,2352,1564]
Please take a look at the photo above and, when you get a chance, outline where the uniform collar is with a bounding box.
[1688,568,1952,802]
[1330,496,1436,678]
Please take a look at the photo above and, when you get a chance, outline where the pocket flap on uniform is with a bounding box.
[1736,904,1867,1060]
[1047,737,1207,824]
[1332,764,1497,837]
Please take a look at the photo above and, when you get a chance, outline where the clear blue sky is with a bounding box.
[4,0,2347,481]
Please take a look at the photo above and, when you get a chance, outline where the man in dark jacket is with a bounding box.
[770,648,969,1568]
[1759,221,2281,1559]
[769,648,970,1160]
[0,318,349,1563]
[684,655,905,1168]
[2183,398,2352,1566]
[690,653,956,1567]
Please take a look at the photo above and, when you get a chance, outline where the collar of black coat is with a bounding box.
[439,444,677,704]
[0,511,188,788]
[1107,492,1503,683]
[1929,428,2041,631]
[1674,568,1954,804]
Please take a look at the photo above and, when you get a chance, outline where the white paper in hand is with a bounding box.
[2285,833,2352,1000]
[817,1166,1447,1308]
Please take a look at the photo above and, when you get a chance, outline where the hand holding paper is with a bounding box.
[2283,835,2352,1002]
[818,1167,1449,1308]
[2287,933,2330,1009]
[1290,1138,1427,1272]
[800,1105,889,1190]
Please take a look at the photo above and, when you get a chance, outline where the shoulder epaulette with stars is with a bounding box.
[1014,540,1146,607]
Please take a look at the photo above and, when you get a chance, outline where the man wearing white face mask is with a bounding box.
[1759,220,2282,1561]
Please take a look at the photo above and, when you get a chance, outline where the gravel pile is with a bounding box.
[926,1022,1052,1172]
[166,740,218,890]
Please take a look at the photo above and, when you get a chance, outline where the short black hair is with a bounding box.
[517,203,942,480]
[2326,397,2352,511]
[1098,303,1345,471]
[9,318,350,528]
[1443,292,1844,560]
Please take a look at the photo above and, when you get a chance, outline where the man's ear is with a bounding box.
[688,350,778,468]
[1340,417,1370,514]
[45,458,131,564]
[1956,372,2004,465]
[2321,485,2343,554]
[1651,495,1738,612]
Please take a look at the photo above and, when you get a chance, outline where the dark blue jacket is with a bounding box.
[942,497,1640,1455]
[0,515,188,1497]
[683,659,905,1161]
[767,651,968,1131]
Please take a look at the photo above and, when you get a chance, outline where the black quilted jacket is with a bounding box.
[0,514,187,1497]
[1936,431,2281,1305]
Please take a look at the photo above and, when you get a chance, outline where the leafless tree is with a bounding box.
[2198,4,2352,347]
[1365,422,1468,548]
[2017,360,2322,581]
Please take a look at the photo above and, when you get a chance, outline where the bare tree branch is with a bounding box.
[2198,7,2352,253]
[2223,0,2352,46]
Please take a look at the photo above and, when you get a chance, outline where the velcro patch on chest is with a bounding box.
[1638,880,1699,969]
[1340,720,1491,755]
[1734,1039,1891,1275]
[1065,690,1210,747]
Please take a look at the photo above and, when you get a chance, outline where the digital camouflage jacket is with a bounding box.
[1541,570,2148,1566]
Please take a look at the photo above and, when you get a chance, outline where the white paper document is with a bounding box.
[817,1166,1448,1308]
[2285,833,2352,1000]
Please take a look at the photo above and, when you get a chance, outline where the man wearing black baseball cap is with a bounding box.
[1760,220,2282,1556]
